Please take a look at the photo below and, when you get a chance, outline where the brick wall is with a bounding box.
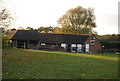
[85,35,102,53]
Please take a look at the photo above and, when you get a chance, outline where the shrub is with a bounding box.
[2,35,11,48]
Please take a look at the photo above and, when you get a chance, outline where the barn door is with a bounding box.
[85,44,89,53]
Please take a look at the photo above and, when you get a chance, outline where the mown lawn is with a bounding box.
[2,48,118,79]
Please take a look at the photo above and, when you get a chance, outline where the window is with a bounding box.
[85,44,89,53]
[61,44,66,49]
[41,43,45,45]
[71,44,76,47]
[77,44,82,48]
[77,44,82,53]
[90,40,95,45]
[71,44,76,53]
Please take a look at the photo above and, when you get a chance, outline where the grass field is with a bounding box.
[2,48,118,79]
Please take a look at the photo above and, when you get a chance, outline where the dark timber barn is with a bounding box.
[10,30,102,53]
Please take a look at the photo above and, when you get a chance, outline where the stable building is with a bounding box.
[10,30,102,53]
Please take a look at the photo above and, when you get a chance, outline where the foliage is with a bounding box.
[0,9,13,30]
[97,34,119,43]
[0,0,15,34]
[2,34,11,48]
[101,42,120,49]
[40,30,46,33]
[3,48,118,79]
[38,26,53,33]
[97,34,120,52]
[79,28,97,35]
[0,0,15,33]
[53,27,62,34]
[11,28,16,31]
[26,27,34,30]
[58,6,97,35]
[18,27,25,30]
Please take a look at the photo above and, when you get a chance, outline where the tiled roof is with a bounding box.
[11,30,90,44]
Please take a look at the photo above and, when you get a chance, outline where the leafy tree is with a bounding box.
[58,6,97,35]
[2,35,10,48]
[96,34,120,53]
[53,27,62,34]
[0,9,12,28]
[11,28,16,31]
[18,27,25,30]
[38,26,44,31]
[0,8,14,33]
[0,1,15,48]
[97,34,119,43]
[40,30,46,33]
[38,26,53,33]
[26,27,34,30]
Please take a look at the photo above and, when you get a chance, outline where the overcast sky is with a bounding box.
[2,0,119,35]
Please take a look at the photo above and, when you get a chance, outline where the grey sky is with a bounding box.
[1,0,119,35]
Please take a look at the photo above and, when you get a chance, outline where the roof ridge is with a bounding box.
[39,32,90,36]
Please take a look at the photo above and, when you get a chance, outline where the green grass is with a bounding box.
[2,48,118,79]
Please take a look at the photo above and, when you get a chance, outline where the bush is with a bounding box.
[101,42,120,49]
[2,35,11,48]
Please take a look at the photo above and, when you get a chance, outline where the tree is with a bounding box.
[38,26,44,31]
[97,34,119,43]
[53,27,62,34]
[57,6,97,35]
[18,27,25,30]
[0,8,14,29]
[0,9,13,32]
[38,26,53,33]
[2,34,10,48]
[11,28,16,31]
[26,27,34,30]
[0,0,14,33]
